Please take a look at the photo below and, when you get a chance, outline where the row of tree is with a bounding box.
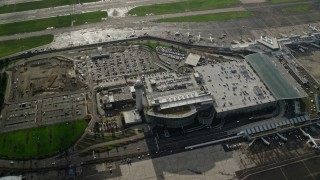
[0,59,9,70]
[0,72,7,111]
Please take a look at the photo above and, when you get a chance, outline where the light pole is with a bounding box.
[241,26,246,41]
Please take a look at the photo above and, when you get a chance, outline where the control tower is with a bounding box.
[134,79,144,112]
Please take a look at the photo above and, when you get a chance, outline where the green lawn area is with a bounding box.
[0,0,100,14]
[0,120,88,159]
[271,0,299,3]
[0,11,107,36]
[133,42,172,49]
[282,4,310,12]
[136,42,159,49]
[128,0,239,16]
[0,35,53,58]
[157,11,253,22]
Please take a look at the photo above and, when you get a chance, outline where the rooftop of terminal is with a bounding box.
[146,90,213,110]
[194,60,276,113]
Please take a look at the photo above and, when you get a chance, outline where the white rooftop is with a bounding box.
[256,36,280,50]
[0,176,22,180]
[185,53,201,66]
[144,71,198,93]
[130,86,135,93]
[123,110,142,124]
[147,90,213,110]
[194,61,276,113]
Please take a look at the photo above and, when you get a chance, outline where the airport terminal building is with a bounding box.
[142,53,305,128]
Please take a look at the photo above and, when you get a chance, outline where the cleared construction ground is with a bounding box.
[8,57,86,101]
[295,50,320,84]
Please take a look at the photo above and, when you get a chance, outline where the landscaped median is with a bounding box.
[156,11,253,23]
[0,11,107,36]
[128,0,240,16]
[281,4,311,13]
[77,129,145,156]
[132,42,172,50]
[0,0,101,14]
[0,72,7,111]
[271,0,299,3]
[0,35,53,58]
[0,120,88,159]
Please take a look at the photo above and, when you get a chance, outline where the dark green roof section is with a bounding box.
[246,53,301,100]
[315,94,320,113]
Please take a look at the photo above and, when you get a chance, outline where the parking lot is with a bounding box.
[1,93,87,131]
[92,46,157,78]
[74,46,160,87]
[40,94,86,122]
[3,101,37,126]
[156,46,186,67]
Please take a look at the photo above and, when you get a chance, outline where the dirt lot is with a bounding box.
[9,57,86,101]
[296,50,320,84]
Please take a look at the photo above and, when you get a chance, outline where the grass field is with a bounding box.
[157,11,253,22]
[0,120,88,159]
[0,0,100,14]
[0,11,107,36]
[128,0,239,16]
[133,42,172,49]
[282,4,310,12]
[0,35,53,58]
[271,0,299,3]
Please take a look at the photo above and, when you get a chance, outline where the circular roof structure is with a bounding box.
[134,79,143,89]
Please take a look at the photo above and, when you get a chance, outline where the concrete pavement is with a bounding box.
[78,131,145,154]
[0,0,184,24]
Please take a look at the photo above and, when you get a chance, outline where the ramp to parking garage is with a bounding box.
[246,53,301,100]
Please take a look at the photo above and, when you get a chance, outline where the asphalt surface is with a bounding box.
[0,0,184,23]
[238,152,320,180]
[1,0,320,179]
[0,0,319,43]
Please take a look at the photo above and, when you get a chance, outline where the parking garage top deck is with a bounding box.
[194,60,276,113]
[101,87,133,104]
[144,71,198,93]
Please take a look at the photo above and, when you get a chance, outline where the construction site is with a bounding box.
[8,57,86,101]
[295,49,320,84]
